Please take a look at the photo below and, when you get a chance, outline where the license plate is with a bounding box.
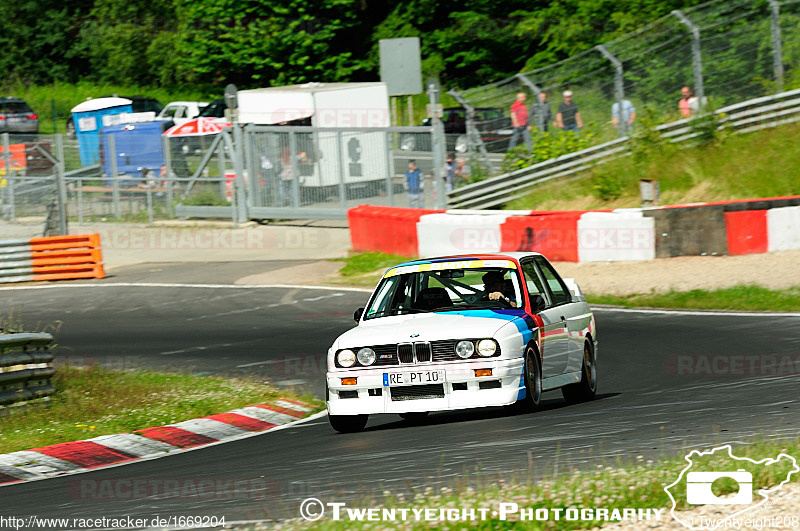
[383,370,444,386]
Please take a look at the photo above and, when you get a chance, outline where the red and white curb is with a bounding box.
[0,398,320,486]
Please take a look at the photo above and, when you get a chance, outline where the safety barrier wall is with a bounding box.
[348,206,444,257]
[0,333,55,408]
[0,234,105,283]
[348,196,800,262]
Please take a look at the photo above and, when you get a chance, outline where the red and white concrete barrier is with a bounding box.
[349,196,800,262]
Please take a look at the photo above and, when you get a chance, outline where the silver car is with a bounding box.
[0,98,39,134]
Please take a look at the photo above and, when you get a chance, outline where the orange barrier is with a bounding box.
[0,234,105,283]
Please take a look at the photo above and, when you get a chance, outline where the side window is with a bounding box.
[534,257,572,306]
[521,262,546,301]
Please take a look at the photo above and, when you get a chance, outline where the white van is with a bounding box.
[157,101,209,126]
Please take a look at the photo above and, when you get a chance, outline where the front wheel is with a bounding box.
[562,340,597,404]
[517,346,542,412]
[329,414,368,433]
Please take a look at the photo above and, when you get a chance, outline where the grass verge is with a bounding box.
[328,252,411,287]
[275,436,799,530]
[0,365,322,454]
[505,122,800,211]
[589,285,800,312]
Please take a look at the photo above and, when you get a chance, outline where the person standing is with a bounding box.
[556,91,583,133]
[455,158,470,184]
[611,99,636,135]
[533,92,553,132]
[679,86,693,118]
[405,160,422,208]
[444,154,456,192]
[508,92,532,151]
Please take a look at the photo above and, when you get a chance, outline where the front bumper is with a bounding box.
[326,357,524,416]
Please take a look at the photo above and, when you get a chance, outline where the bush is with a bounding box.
[592,170,625,201]
[500,128,597,174]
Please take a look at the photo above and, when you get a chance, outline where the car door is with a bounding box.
[521,259,569,378]
[534,256,586,374]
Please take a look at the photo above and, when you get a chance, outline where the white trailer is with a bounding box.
[237,83,391,190]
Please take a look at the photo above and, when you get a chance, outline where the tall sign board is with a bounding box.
[379,38,423,96]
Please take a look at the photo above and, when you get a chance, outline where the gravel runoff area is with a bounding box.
[237,250,800,296]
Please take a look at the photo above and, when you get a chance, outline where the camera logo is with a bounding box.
[686,469,752,505]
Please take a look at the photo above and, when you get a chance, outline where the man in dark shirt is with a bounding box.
[556,90,583,133]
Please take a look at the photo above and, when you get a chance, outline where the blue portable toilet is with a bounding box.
[71,97,132,166]
[101,120,172,183]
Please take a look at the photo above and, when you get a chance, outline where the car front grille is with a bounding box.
[390,384,445,401]
[397,343,414,364]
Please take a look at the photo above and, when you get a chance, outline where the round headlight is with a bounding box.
[337,349,356,368]
[357,347,376,366]
[455,340,475,359]
[477,339,497,357]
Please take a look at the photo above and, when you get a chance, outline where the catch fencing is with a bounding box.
[0,333,55,408]
[457,0,800,162]
[447,88,800,209]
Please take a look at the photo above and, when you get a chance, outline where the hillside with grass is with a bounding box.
[505,122,800,211]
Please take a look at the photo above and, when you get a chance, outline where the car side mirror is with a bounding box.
[530,295,546,313]
[354,307,365,323]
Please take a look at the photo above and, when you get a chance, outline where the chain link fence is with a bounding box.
[458,0,800,160]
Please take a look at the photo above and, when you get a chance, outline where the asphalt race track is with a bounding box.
[1,262,799,524]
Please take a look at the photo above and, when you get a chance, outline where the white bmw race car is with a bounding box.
[326,253,597,433]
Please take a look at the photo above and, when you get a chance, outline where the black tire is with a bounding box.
[518,346,542,412]
[329,414,368,433]
[66,117,76,138]
[562,340,598,404]
[399,412,429,423]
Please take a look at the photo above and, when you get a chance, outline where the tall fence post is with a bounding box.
[448,89,494,175]
[54,134,69,235]
[162,135,174,218]
[384,131,395,206]
[231,126,248,223]
[1,133,15,222]
[288,131,300,209]
[428,81,447,209]
[108,134,121,220]
[672,10,704,109]
[336,131,348,211]
[768,0,784,92]
[515,74,544,131]
[596,45,627,137]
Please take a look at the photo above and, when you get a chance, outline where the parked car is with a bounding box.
[0,97,39,134]
[410,107,513,153]
[325,252,598,433]
[196,98,228,119]
[157,101,209,126]
[66,96,163,137]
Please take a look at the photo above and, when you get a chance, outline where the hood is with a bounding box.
[335,310,526,349]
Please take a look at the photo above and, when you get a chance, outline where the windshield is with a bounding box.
[364,263,524,320]
[198,100,227,118]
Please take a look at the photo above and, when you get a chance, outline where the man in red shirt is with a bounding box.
[508,92,532,151]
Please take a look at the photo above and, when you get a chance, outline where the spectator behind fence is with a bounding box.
[557,91,582,133]
[611,99,636,135]
[405,160,422,208]
[455,157,470,184]
[533,92,553,132]
[508,92,532,151]
[679,86,693,118]
[445,153,456,192]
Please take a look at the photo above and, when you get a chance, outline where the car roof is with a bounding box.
[390,252,542,269]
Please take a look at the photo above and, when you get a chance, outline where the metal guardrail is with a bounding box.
[447,88,800,210]
[0,333,55,407]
